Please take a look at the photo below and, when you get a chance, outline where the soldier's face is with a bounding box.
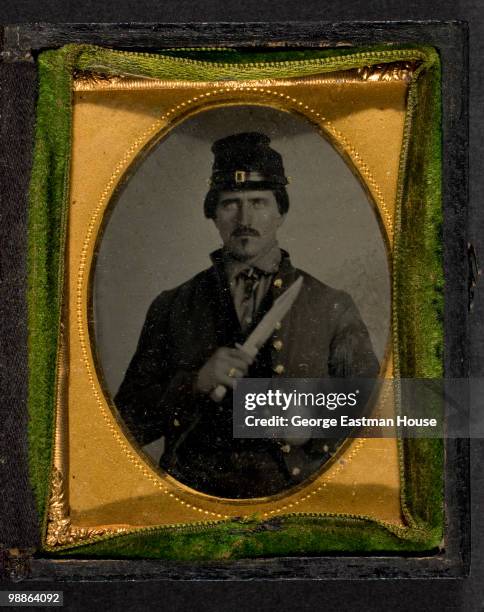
[213,190,286,260]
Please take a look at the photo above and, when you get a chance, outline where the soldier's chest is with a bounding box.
[169,292,332,377]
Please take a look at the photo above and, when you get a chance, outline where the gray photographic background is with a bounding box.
[93,104,391,399]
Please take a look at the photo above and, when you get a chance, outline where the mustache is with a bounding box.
[231,226,260,238]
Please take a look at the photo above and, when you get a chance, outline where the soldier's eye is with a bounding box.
[219,200,239,210]
[251,199,268,209]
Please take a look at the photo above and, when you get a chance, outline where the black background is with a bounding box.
[1,1,483,611]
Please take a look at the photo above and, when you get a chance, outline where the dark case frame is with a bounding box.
[0,21,471,582]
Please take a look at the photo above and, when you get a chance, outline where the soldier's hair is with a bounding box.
[204,187,289,219]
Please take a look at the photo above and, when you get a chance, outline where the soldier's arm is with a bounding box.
[114,292,204,446]
[328,293,380,378]
[303,293,380,460]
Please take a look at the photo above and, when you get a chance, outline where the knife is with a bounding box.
[210,275,304,402]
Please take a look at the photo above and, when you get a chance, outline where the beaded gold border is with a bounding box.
[67,84,395,527]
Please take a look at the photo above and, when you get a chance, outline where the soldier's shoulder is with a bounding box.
[148,266,215,309]
[296,269,353,308]
[297,269,348,296]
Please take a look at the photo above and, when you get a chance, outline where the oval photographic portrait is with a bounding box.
[91,104,391,500]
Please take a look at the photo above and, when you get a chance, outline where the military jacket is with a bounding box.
[115,250,379,498]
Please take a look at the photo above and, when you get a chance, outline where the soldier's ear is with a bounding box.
[212,214,223,232]
[277,213,287,227]
[211,204,220,224]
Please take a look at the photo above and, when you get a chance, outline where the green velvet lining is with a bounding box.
[74,44,434,81]
[394,58,444,533]
[27,44,443,558]
[28,47,76,533]
[51,516,440,560]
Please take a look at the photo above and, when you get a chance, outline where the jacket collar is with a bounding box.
[214,245,281,283]
[210,247,294,278]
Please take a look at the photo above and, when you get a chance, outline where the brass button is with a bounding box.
[274,321,282,330]
[273,364,285,375]
[272,339,283,351]
[273,278,283,288]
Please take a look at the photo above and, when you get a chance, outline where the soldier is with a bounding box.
[115,132,379,498]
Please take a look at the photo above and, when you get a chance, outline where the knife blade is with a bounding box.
[210,275,303,402]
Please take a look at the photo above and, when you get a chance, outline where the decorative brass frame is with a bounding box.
[45,68,412,548]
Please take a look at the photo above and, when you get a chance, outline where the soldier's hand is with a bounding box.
[195,347,254,395]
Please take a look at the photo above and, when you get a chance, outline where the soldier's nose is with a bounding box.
[238,202,252,226]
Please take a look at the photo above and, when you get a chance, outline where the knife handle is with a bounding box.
[210,384,227,402]
[209,343,258,402]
